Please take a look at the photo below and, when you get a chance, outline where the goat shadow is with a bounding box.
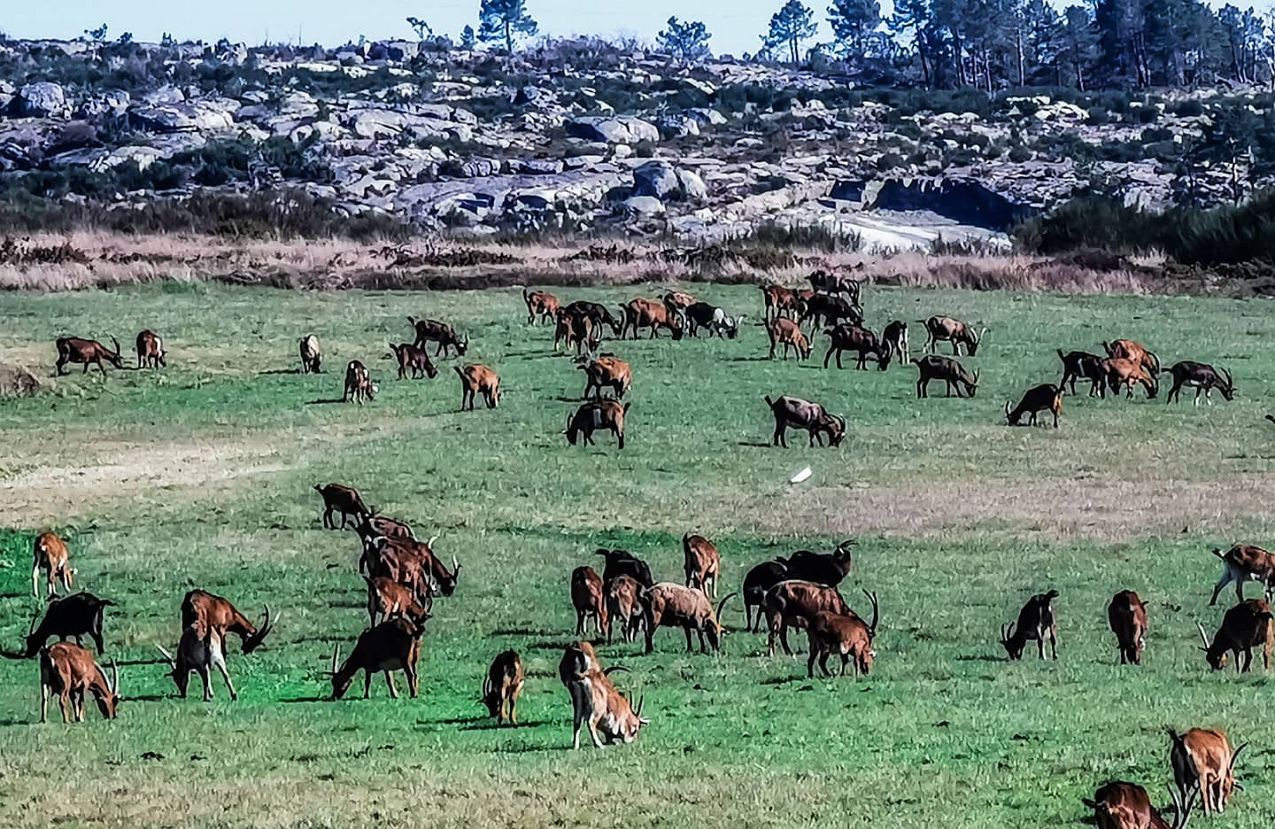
[258,368,301,376]
[736,441,773,449]
[305,398,348,406]
[280,695,329,704]
[459,719,550,732]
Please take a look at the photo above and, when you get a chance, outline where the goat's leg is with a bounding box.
[1211,571,1233,605]
[384,671,398,699]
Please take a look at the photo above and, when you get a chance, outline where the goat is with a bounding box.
[881,321,909,367]
[595,548,654,587]
[298,334,322,373]
[481,649,525,725]
[1000,589,1059,660]
[1057,349,1105,396]
[562,301,623,337]
[1083,781,1195,829]
[39,643,119,723]
[1103,339,1160,375]
[761,284,801,321]
[134,330,165,369]
[824,324,886,370]
[619,298,683,340]
[1107,590,1148,665]
[808,269,862,304]
[566,401,630,449]
[558,641,647,749]
[522,287,559,325]
[342,360,377,404]
[181,590,275,654]
[21,593,115,657]
[1163,361,1235,405]
[913,355,979,398]
[32,531,74,598]
[642,583,735,654]
[571,566,609,637]
[158,621,237,701]
[784,542,855,586]
[330,616,427,700]
[55,335,123,375]
[685,302,744,338]
[388,342,438,380]
[353,513,416,543]
[554,308,597,355]
[1209,544,1275,606]
[315,483,372,530]
[764,580,852,656]
[800,293,863,329]
[806,591,880,678]
[922,316,985,356]
[605,575,645,643]
[767,318,811,360]
[455,364,500,410]
[1197,599,1273,672]
[682,533,720,598]
[409,317,468,357]
[579,355,631,400]
[1005,383,1063,427]
[1102,357,1158,399]
[764,394,845,447]
[662,290,696,312]
[366,575,432,627]
[743,559,790,632]
[1168,728,1244,817]
[363,535,462,597]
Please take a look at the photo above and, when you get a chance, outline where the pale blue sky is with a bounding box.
[5,1,847,58]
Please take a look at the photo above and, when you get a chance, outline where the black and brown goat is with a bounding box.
[1000,589,1059,660]
[913,355,979,398]
[764,395,845,447]
[805,591,879,678]
[1163,361,1235,405]
[409,317,468,357]
[1084,781,1195,829]
[21,593,114,657]
[158,620,237,701]
[800,293,863,329]
[32,531,74,598]
[1005,383,1063,427]
[1057,349,1105,396]
[315,483,372,530]
[1107,590,1148,665]
[135,330,165,369]
[760,284,801,322]
[559,641,647,749]
[763,580,851,657]
[1197,599,1273,672]
[743,559,790,632]
[571,566,609,637]
[389,342,438,380]
[522,287,560,325]
[330,616,427,700]
[1168,727,1244,817]
[562,301,623,337]
[642,583,735,654]
[922,316,985,356]
[767,318,811,360]
[682,533,720,598]
[39,643,119,723]
[298,334,322,373]
[555,309,597,355]
[881,320,909,366]
[596,548,654,588]
[566,401,629,449]
[455,364,500,410]
[579,355,631,400]
[481,649,525,725]
[55,335,123,376]
[824,324,886,370]
[343,360,376,404]
[1209,544,1275,605]
[784,542,855,586]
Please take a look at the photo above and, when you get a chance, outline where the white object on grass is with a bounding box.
[789,466,813,484]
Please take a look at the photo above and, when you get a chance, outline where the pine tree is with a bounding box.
[656,17,713,61]
[889,0,938,85]
[477,0,539,54]
[763,0,819,64]
[1062,4,1099,89]
[460,25,477,49]
[828,0,881,64]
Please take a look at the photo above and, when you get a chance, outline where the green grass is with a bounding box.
[1,283,1274,828]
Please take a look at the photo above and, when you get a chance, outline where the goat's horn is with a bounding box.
[1196,622,1212,650]
[426,535,439,547]
[156,645,176,669]
[330,645,340,676]
[27,613,39,637]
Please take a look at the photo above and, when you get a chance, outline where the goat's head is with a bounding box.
[1196,622,1228,670]
[95,659,121,718]
[999,623,1024,660]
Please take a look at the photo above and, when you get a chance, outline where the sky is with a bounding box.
[5,1,845,58]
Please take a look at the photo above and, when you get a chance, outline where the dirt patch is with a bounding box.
[0,362,42,397]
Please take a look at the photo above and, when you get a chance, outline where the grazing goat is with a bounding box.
[824,324,886,370]
[579,355,631,400]
[32,531,74,598]
[363,535,462,597]
[800,293,863,329]
[555,309,596,355]
[1103,357,1158,399]
[21,593,114,657]
[315,483,372,530]
[39,643,119,723]
[158,621,236,701]
[767,318,811,360]
[55,335,123,375]
[922,316,985,356]
[343,360,377,404]
[330,616,427,699]
[181,590,275,654]
[356,514,416,542]
[566,401,630,449]
[1163,361,1235,405]
[761,284,801,321]
[1197,599,1273,672]
[881,321,909,366]
[522,287,559,325]
[685,302,743,338]
[784,542,855,586]
[808,269,862,303]
[456,364,500,410]
[409,317,468,357]
[558,641,647,749]
[562,301,623,337]
[298,334,322,373]
[135,330,165,369]
[1000,590,1059,660]
[1005,384,1063,427]
[571,566,609,637]
[806,591,880,678]
[662,290,696,312]
[683,533,720,597]
[1057,350,1105,396]
[1168,728,1244,817]
[1209,544,1275,605]
[595,548,654,587]
[1107,590,1148,665]
[619,298,683,340]
[605,575,645,643]
[642,584,735,654]
[366,575,432,627]
[764,580,852,656]
[1084,781,1195,829]
[913,355,979,398]
[1104,339,1160,375]
[743,559,790,632]
[389,342,438,380]
[481,649,525,725]
[764,395,845,447]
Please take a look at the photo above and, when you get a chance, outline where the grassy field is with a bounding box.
[1,282,1274,829]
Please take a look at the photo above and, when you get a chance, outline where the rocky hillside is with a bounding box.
[2,37,1272,250]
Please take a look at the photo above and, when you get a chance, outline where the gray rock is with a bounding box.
[130,99,238,133]
[688,108,727,127]
[11,82,68,118]
[633,160,707,202]
[623,195,665,217]
[657,114,699,138]
[565,116,659,144]
[514,158,565,175]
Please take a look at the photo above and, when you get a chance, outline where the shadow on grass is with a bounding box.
[281,695,329,703]
[737,441,772,448]
[954,654,1003,663]
[459,719,550,731]
[725,356,771,363]
[491,628,558,638]
[116,657,168,667]
[305,398,349,406]
[126,694,170,702]
[258,368,301,376]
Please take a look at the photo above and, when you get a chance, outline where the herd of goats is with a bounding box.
[29,270,1263,828]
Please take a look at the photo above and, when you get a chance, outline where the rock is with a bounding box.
[513,158,564,175]
[633,160,707,202]
[130,100,238,133]
[78,90,131,120]
[657,114,700,138]
[0,363,42,398]
[565,116,659,144]
[622,195,665,217]
[10,82,68,118]
[687,108,727,127]
[439,157,503,178]
[676,169,707,201]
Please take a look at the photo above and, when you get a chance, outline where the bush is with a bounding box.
[1170,99,1205,117]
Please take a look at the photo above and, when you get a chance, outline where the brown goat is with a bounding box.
[761,283,801,321]
[1102,357,1158,399]
[298,334,322,374]
[1000,589,1059,660]
[913,355,979,398]
[554,309,597,355]
[389,342,438,380]
[366,575,433,627]
[181,590,275,654]
[1104,339,1160,375]
[39,642,119,723]
[1005,383,1063,427]
[343,360,377,404]
[409,317,468,357]
[522,286,560,325]
[763,580,851,657]
[481,649,525,724]
[330,616,427,700]
[1107,590,1148,665]
[135,330,166,369]
[642,583,735,654]
[605,575,645,643]
[824,324,886,370]
[767,317,811,360]
[806,591,879,678]
[579,355,632,400]
[571,566,609,637]
[764,395,845,447]
[315,483,372,530]
[922,316,985,356]
[619,297,683,340]
[1084,781,1195,829]
[682,533,720,598]
[32,531,74,599]
[1209,544,1275,605]
[455,364,500,410]
[362,535,461,597]
[558,641,647,749]
[1197,599,1273,672]
[56,335,123,375]
[566,400,629,449]
[1168,727,1245,816]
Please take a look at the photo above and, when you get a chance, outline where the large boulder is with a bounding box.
[622,195,665,217]
[10,82,69,118]
[78,90,131,120]
[566,116,659,145]
[632,161,707,202]
[130,100,238,133]
[657,114,699,138]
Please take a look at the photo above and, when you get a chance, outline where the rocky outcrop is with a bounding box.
[632,161,707,202]
[10,82,68,118]
[565,116,659,144]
